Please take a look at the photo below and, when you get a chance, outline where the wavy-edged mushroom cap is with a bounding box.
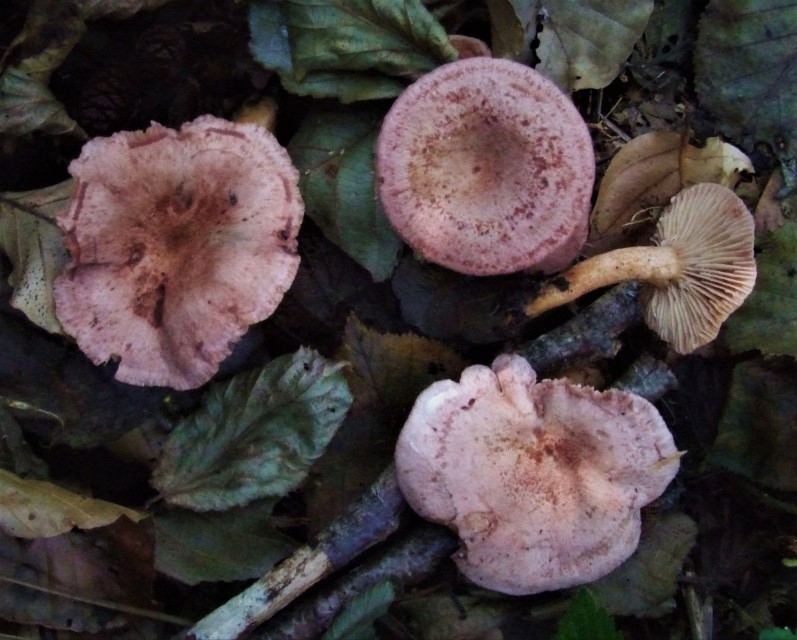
[375,57,595,276]
[644,182,756,354]
[395,354,680,595]
[54,115,303,390]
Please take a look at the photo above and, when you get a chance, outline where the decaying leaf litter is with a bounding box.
[1,0,797,638]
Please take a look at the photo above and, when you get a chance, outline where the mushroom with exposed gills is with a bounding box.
[395,353,682,596]
[524,182,757,354]
[375,57,595,276]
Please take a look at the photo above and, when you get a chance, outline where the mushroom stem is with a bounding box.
[524,245,682,318]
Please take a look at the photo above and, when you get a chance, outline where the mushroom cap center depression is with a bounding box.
[407,99,562,239]
[112,148,272,327]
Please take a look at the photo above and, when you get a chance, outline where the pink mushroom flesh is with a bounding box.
[54,115,304,390]
[395,354,680,595]
[375,58,595,276]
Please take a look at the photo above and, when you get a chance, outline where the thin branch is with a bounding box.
[255,524,458,640]
[177,464,405,640]
[613,352,678,401]
[516,282,642,375]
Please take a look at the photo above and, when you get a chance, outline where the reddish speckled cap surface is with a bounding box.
[375,57,595,276]
[394,354,680,595]
[54,115,304,390]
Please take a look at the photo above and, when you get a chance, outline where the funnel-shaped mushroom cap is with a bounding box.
[54,115,304,390]
[375,58,594,276]
[644,182,756,354]
[395,354,680,595]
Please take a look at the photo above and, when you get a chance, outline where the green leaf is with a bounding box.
[590,512,698,617]
[706,358,797,491]
[153,499,296,585]
[555,589,623,640]
[283,0,455,78]
[0,68,84,136]
[486,0,654,91]
[723,222,797,356]
[150,347,353,511]
[695,1,797,155]
[321,579,397,640]
[289,108,403,282]
[0,180,71,335]
[761,629,797,640]
[0,468,146,538]
[248,0,457,102]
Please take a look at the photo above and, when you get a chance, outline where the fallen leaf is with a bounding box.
[288,108,403,282]
[0,308,173,449]
[0,405,49,481]
[248,0,456,102]
[391,256,525,344]
[681,136,753,188]
[340,316,468,412]
[706,358,797,491]
[486,0,654,91]
[1,0,85,84]
[76,0,178,20]
[153,499,296,585]
[587,132,753,255]
[695,1,797,157]
[0,468,146,538]
[485,0,528,61]
[591,512,698,617]
[754,170,797,236]
[151,347,352,511]
[0,517,154,632]
[268,225,403,351]
[626,0,697,91]
[394,592,517,640]
[723,222,797,356]
[306,316,467,529]
[0,68,84,137]
[0,180,71,334]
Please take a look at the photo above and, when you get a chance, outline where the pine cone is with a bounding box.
[77,64,138,136]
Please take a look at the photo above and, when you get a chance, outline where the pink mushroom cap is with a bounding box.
[375,57,595,276]
[54,115,304,390]
[395,354,681,595]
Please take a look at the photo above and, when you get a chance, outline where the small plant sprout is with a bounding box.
[525,183,757,354]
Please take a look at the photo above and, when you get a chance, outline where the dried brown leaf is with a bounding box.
[587,132,753,255]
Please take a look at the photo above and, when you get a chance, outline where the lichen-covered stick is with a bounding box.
[515,281,642,376]
[254,524,459,640]
[177,464,405,640]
